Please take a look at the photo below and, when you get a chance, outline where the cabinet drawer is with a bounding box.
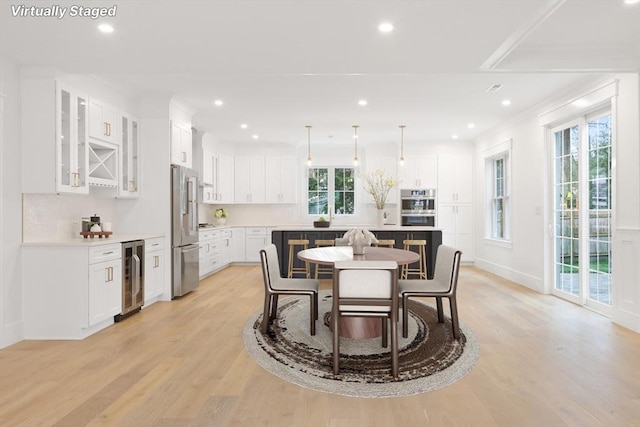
[89,244,121,264]
[145,237,164,252]
[246,227,267,236]
[199,230,219,241]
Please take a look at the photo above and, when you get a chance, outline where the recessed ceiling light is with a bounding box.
[502,100,512,106]
[240,124,248,129]
[624,0,639,5]
[97,24,114,33]
[452,134,458,139]
[486,83,503,92]
[358,99,368,106]
[467,123,475,129]
[378,22,394,33]
[252,134,259,139]
[213,100,224,106]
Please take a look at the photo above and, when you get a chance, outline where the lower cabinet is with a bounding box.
[199,229,221,278]
[88,245,122,327]
[271,229,442,279]
[144,237,165,304]
[245,227,268,262]
[231,227,246,262]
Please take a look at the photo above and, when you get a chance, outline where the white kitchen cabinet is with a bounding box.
[265,156,297,204]
[245,227,268,262]
[231,227,246,262]
[214,154,235,203]
[438,204,473,262]
[220,229,233,267]
[56,83,90,194]
[437,155,473,204]
[88,244,122,327]
[202,148,214,185]
[89,98,120,145]
[235,156,265,203]
[119,115,140,197]
[144,237,165,304]
[171,122,193,168]
[399,155,438,189]
[199,229,222,278]
[202,186,215,204]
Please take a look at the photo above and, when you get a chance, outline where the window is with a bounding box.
[307,167,355,215]
[484,139,511,242]
[492,157,507,239]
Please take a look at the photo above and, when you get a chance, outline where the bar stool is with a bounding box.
[314,239,335,279]
[401,239,427,279]
[374,239,396,248]
[288,239,310,278]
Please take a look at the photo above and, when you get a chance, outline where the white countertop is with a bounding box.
[22,233,165,247]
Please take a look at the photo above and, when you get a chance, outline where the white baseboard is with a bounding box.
[474,257,543,293]
[1,320,24,349]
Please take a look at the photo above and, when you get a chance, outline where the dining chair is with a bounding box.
[399,245,462,339]
[260,244,319,335]
[332,260,399,377]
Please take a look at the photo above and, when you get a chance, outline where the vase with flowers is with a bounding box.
[214,208,227,225]
[363,169,399,227]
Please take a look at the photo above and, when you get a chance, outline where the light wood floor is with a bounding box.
[1,266,639,427]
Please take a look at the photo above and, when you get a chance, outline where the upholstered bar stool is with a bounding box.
[374,239,396,248]
[314,239,335,279]
[401,239,427,279]
[288,239,310,278]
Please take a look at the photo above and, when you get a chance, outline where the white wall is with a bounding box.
[1,59,24,347]
[473,74,640,332]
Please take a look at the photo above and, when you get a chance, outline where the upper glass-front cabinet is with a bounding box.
[119,115,140,197]
[56,83,89,194]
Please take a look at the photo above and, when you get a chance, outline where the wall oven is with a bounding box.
[401,189,436,227]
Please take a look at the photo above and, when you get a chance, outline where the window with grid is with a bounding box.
[307,167,355,215]
[492,157,507,239]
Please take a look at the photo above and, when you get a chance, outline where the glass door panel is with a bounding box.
[59,89,72,187]
[552,113,612,312]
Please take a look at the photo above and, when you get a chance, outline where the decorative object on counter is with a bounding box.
[362,169,399,227]
[215,208,227,225]
[342,228,378,254]
[90,223,102,232]
[80,231,113,239]
[313,217,330,228]
[101,221,112,232]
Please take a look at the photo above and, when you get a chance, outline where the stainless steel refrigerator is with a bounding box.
[171,164,200,298]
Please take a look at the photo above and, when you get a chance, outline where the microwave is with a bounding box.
[401,189,436,213]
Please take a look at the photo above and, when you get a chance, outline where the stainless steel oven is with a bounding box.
[401,189,436,227]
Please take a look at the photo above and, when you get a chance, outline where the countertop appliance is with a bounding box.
[115,239,144,321]
[171,164,200,298]
[401,189,436,227]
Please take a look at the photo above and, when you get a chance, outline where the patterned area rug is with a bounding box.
[243,290,479,398]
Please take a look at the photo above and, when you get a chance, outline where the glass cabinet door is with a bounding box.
[56,84,88,193]
[119,115,140,197]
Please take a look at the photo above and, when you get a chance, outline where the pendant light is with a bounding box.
[352,125,359,166]
[399,125,406,166]
[305,125,313,166]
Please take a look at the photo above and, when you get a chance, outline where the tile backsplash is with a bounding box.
[23,193,117,242]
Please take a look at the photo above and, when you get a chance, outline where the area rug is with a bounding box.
[242,290,479,398]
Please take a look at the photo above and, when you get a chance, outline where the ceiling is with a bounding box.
[1,0,638,147]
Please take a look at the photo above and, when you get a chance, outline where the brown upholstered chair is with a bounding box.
[332,260,399,377]
[399,245,462,339]
[260,244,319,335]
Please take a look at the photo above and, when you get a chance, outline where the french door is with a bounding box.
[552,111,613,315]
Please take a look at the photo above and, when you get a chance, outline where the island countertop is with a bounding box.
[270,225,441,232]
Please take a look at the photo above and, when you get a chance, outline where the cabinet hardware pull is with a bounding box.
[103,251,115,255]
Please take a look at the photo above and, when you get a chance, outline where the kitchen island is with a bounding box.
[271,226,442,279]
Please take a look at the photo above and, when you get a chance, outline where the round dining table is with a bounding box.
[297,245,420,339]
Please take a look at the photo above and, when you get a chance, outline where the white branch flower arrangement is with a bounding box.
[362,169,400,209]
